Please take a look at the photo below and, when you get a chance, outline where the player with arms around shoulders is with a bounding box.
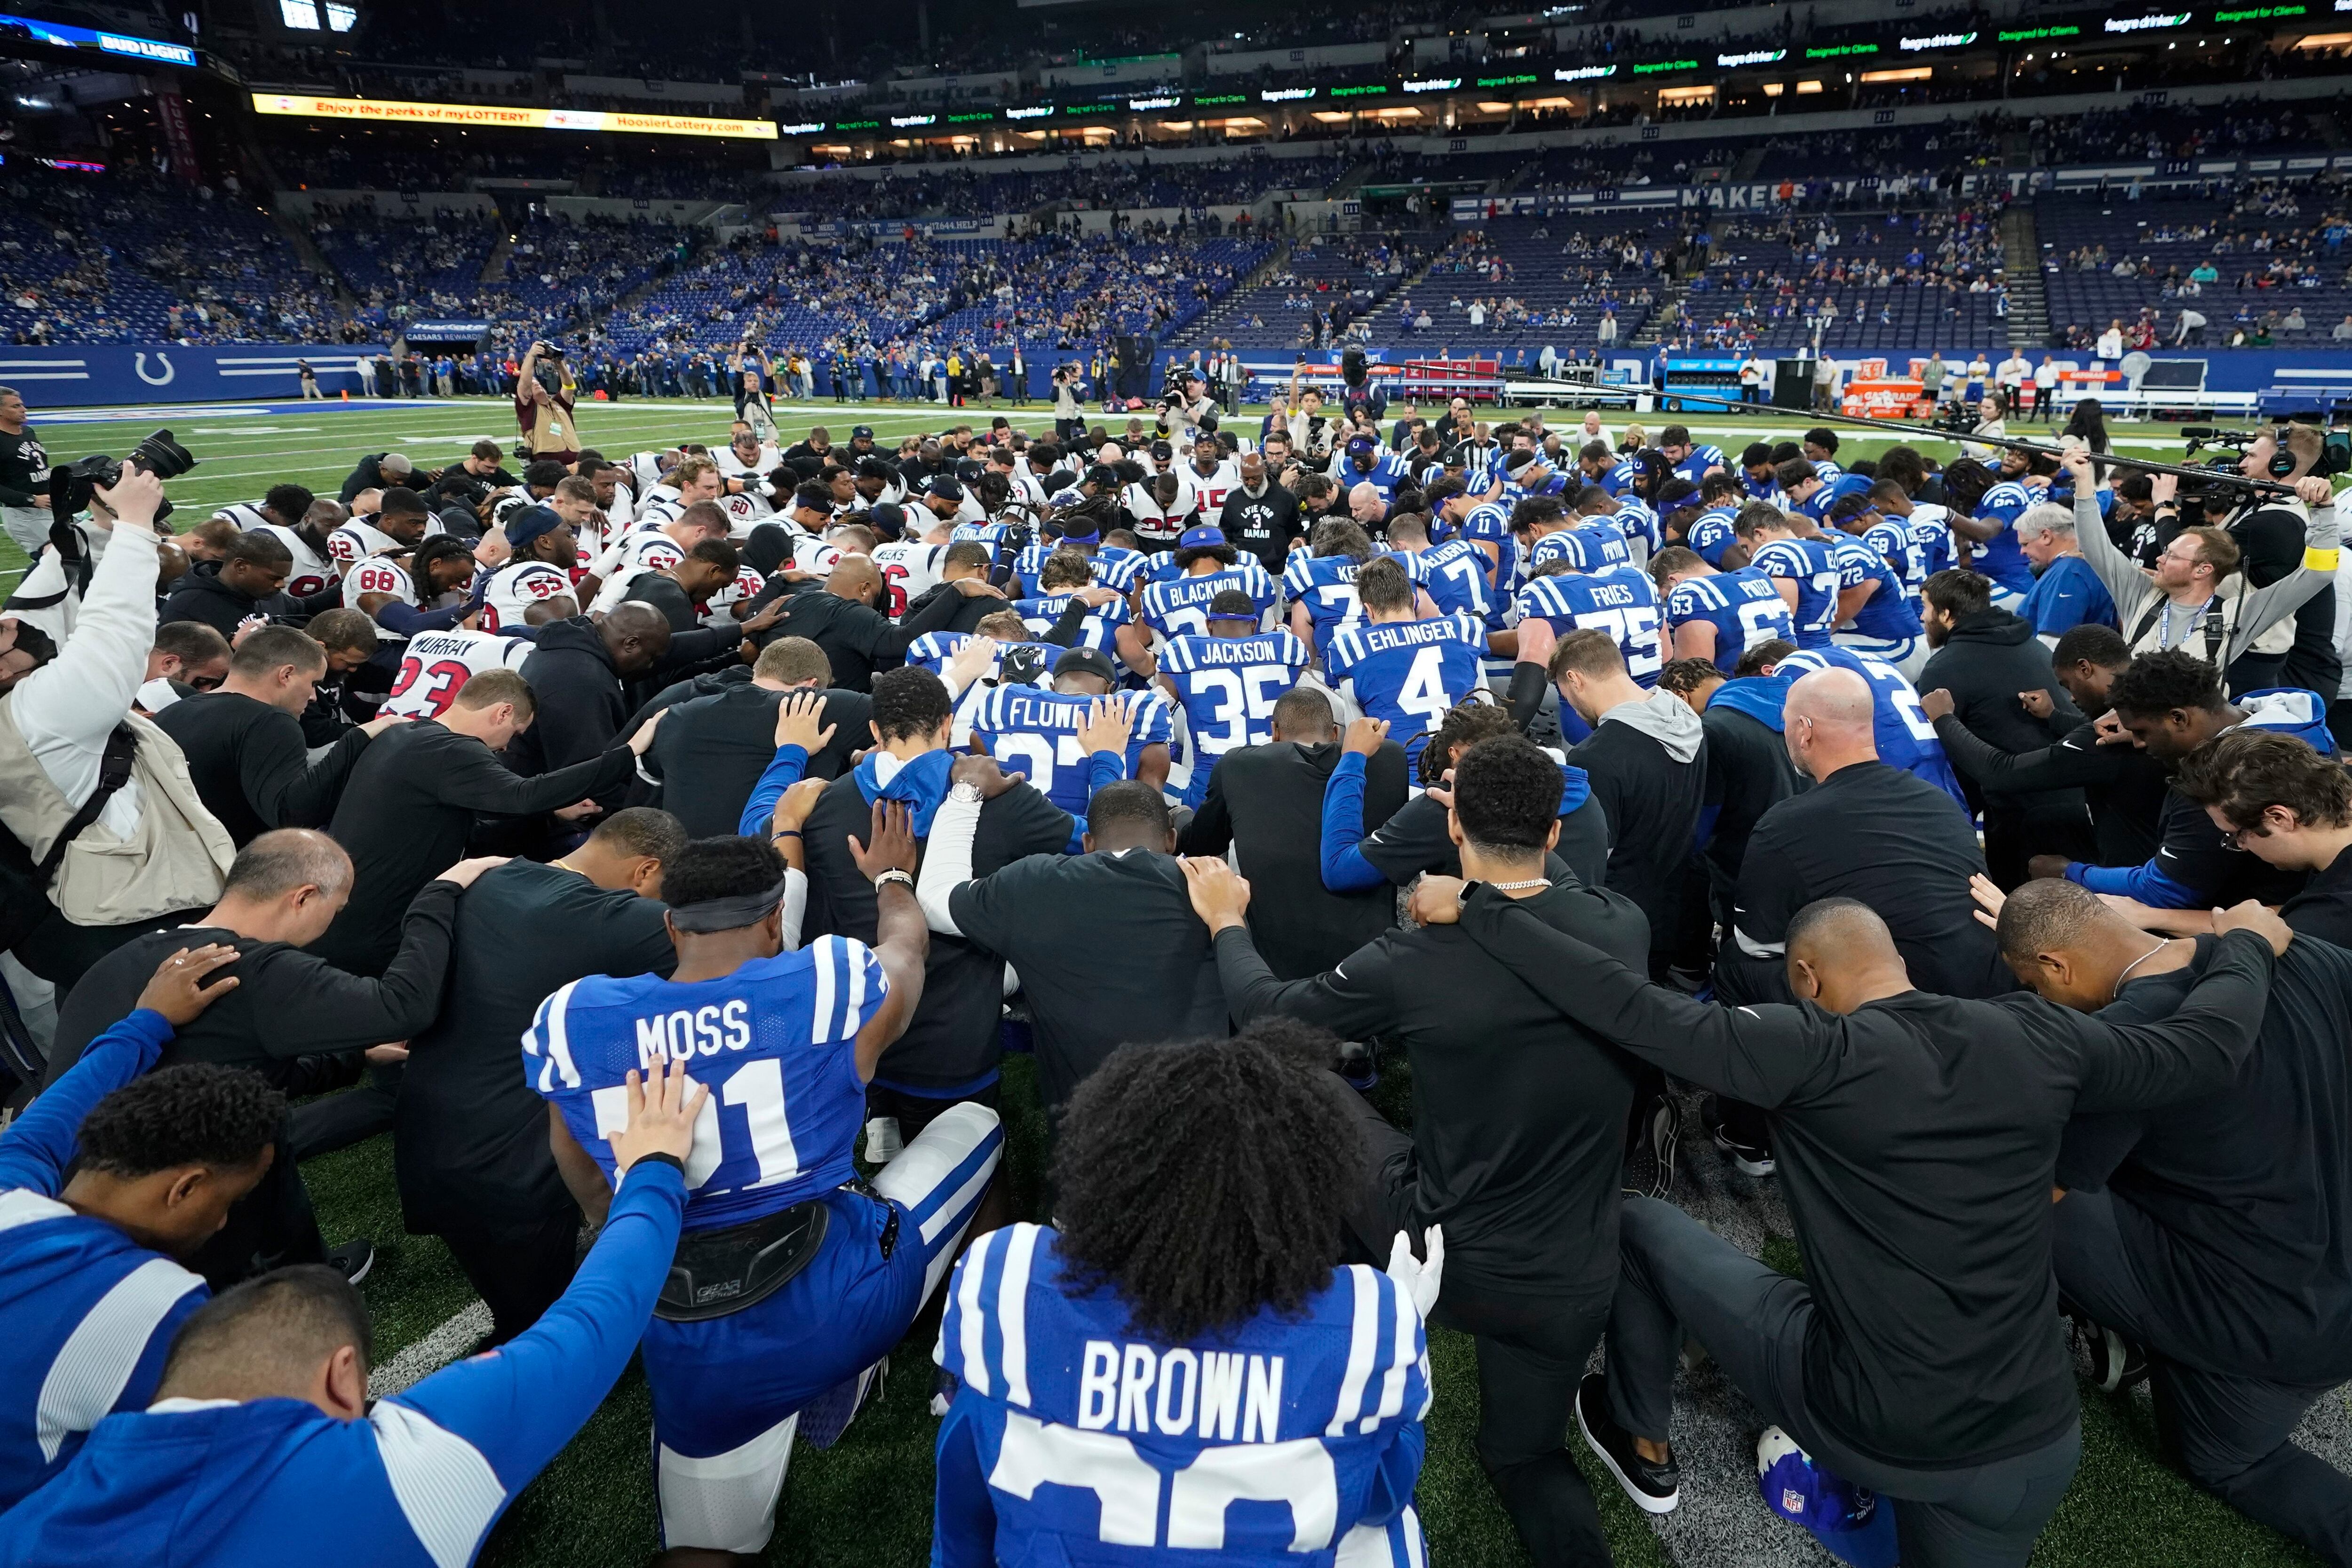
[932,1026,1437,1568]
[1324,557,1491,770]
[529,827,1004,1564]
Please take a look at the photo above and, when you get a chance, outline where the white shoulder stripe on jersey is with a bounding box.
[997,1223,1039,1409]
[810,936,840,1045]
[1325,1265,1380,1437]
[1367,1269,1416,1433]
[956,1226,998,1398]
[370,1400,509,1568]
[36,1256,204,1460]
[0,1188,73,1234]
[840,940,868,1042]
[539,979,584,1091]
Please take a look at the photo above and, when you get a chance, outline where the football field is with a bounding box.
[7,392,2341,1566]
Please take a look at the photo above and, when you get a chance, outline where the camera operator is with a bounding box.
[0,387,49,558]
[514,342,579,469]
[2061,447,2339,698]
[0,468,235,993]
[1961,391,2010,465]
[1050,365,1086,444]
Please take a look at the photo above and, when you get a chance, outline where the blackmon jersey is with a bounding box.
[1283,552,1430,658]
[1324,613,1490,765]
[525,941,888,1231]
[480,560,575,632]
[1158,630,1312,806]
[380,629,534,718]
[969,685,1175,819]
[1515,570,1665,687]
[1139,563,1280,641]
[1664,568,1795,674]
[933,1222,1429,1568]
[874,541,949,618]
[1749,535,1843,648]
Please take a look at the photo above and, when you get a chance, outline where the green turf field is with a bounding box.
[13,394,2336,1567]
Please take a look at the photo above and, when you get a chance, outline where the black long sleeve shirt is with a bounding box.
[314,721,636,975]
[739,582,964,692]
[1931,713,2168,868]
[1212,880,1653,1298]
[1457,887,2278,1471]
[153,691,373,847]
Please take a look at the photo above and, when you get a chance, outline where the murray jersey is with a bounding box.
[1283,552,1429,657]
[1324,613,1490,764]
[1684,507,1740,567]
[1017,592,1131,654]
[1832,534,1924,641]
[933,1222,1429,1568]
[249,523,338,597]
[479,559,575,632]
[1528,520,1632,577]
[1158,630,1311,806]
[1968,480,2037,592]
[874,540,949,619]
[1414,538,1495,622]
[1749,535,1843,648]
[1777,646,1965,807]
[1139,562,1280,641]
[1664,568,1794,674]
[1516,570,1664,687]
[525,941,885,1231]
[969,684,1175,819]
[380,629,534,718]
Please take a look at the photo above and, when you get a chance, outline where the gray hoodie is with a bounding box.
[1600,687,1706,763]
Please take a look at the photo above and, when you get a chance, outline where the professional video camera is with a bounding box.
[1928,402,1977,436]
[47,428,195,531]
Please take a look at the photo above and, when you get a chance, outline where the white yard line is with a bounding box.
[368,1300,494,1397]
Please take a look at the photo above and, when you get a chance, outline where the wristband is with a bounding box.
[873,868,915,892]
[770,828,802,840]
[628,1152,685,1175]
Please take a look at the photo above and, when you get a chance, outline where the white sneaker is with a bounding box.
[864,1116,903,1164]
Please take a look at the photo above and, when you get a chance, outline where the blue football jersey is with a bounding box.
[525,944,886,1231]
[1684,508,1740,567]
[1611,498,1662,556]
[1528,520,1632,576]
[1673,444,1727,486]
[1414,537,1496,621]
[1160,630,1312,807]
[1450,500,1519,588]
[1516,570,1665,686]
[1013,542,1147,599]
[1324,613,1490,763]
[1017,592,1130,653]
[1776,646,1967,808]
[1282,552,1429,657]
[1664,567,1795,674]
[1859,517,1926,596]
[1969,480,2038,592]
[1138,562,1279,641]
[1601,460,1640,496]
[1906,505,1955,582]
[906,631,1065,683]
[933,1223,1429,1568]
[971,683,1176,818]
[1749,535,1843,648]
[1831,534,1923,641]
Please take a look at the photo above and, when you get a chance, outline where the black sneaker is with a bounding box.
[1575,1373,1679,1514]
[2070,1312,2148,1395]
[328,1238,374,1286]
[1702,1097,1775,1178]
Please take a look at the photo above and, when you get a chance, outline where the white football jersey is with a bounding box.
[872,540,948,620]
[1181,458,1241,518]
[719,490,776,534]
[588,534,688,614]
[339,555,415,637]
[326,517,405,571]
[249,523,339,597]
[716,443,780,479]
[480,560,576,632]
[380,628,534,718]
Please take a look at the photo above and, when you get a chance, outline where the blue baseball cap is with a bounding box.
[1178,525,1227,550]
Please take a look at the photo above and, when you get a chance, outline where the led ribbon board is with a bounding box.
[249,92,779,139]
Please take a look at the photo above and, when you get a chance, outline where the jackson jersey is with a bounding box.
[1664,568,1795,674]
[248,523,338,597]
[525,941,885,1231]
[1684,507,1740,567]
[1139,562,1280,641]
[380,629,534,718]
[1158,630,1312,806]
[1324,613,1490,764]
[874,540,948,619]
[1283,552,1417,657]
[1517,570,1665,687]
[1776,646,1966,807]
[933,1222,1429,1568]
[969,684,1175,818]
[479,559,575,632]
[1528,520,1632,576]
[1414,538,1495,622]
[1017,592,1131,654]
[1969,480,2038,592]
[1749,535,1843,648]
[1832,533,1924,641]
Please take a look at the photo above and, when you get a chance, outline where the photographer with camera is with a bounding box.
[2061,445,2339,698]
[0,465,235,994]
[1050,364,1085,444]
[514,342,579,469]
